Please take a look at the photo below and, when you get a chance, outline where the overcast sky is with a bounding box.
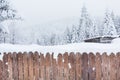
[10,0,120,25]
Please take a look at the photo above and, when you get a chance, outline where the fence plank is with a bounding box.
[76,52,82,80]
[109,53,117,80]
[82,53,88,80]
[33,52,40,80]
[28,52,34,80]
[18,52,23,80]
[23,52,28,80]
[63,52,69,80]
[102,53,110,80]
[0,60,3,80]
[12,52,18,80]
[69,52,76,80]
[3,53,8,80]
[7,53,13,80]
[39,53,45,80]
[52,53,57,80]
[95,53,102,80]
[116,52,120,80]
[88,52,96,80]
[57,53,63,80]
[45,53,51,80]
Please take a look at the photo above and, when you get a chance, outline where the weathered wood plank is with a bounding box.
[57,53,63,80]
[39,53,45,80]
[110,53,117,80]
[75,52,82,80]
[45,53,51,80]
[7,53,13,80]
[23,52,28,80]
[116,52,120,80]
[69,52,76,80]
[52,53,57,80]
[33,52,40,80]
[88,52,96,80]
[28,52,34,80]
[0,60,3,80]
[3,53,8,80]
[95,52,102,80]
[17,52,23,80]
[63,52,69,80]
[12,52,18,80]
[82,53,88,80]
[102,53,110,80]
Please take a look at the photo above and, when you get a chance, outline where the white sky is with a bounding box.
[11,0,120,25]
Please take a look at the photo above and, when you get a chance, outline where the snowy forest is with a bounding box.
[0,0,120,46]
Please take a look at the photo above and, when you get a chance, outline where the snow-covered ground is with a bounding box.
[0,38,120,60]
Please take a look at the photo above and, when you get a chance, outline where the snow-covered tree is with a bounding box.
[89,20,99,38]
[71,25,78,43]
[0,0,18,22]
[63,27,72,44]
[0,0,19,43]
[49,33,56,45]
[102,10,117,36]
[115,16,120,35]
[78,5,93,41]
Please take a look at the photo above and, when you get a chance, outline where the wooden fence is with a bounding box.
[0,52,120,80]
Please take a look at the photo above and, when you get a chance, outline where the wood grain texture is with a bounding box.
[95,53,102,80]
[76,52,82,80]
[116,52,120,80]
[3,53,8,80]
[23,52,28,80]
[28,52,34,80]
[7,53,13,80]
[17,52,23,80]
[82,53,88,80]
[88,52,96,80]
[102,53,110,80]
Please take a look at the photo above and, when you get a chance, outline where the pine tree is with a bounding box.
[71,25,78,43]
[115,16,120,35]
[78,5,93,41]
[63,27,72,44]
[102,10,117,37]
[89,20,99,38]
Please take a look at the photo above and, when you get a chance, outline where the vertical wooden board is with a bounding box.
[95,53,102,80]
[17,52,23,80]
[69,52,76,80]
[88,52,96,80]
[52,56,57,80]
[57,53,63,80]
[82,53,88,80]
[39,53,45,80]
[50,53,56,80]
[109,53,117,80]
[116,52,120,80]
[7,53,13,80]
[33,52,40,80]
[28,52,34,80]
[0,60,3,80]
[45,53,51,80]
[12,52,18,80]
[3,53,8,80]
[63,52,69,80]
[75,52,82,80]
[23,52,28,80]
[101,53,110,80]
